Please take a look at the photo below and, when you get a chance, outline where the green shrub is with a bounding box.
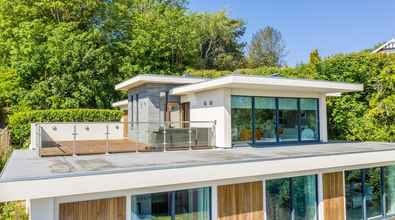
[8,109,122,148]
[0,202,28,220]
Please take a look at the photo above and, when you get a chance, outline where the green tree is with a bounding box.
[309,49,321,65]
[192,11,246,70]
[247,26,286,67]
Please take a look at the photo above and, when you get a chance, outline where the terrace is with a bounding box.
[31,121,216,157]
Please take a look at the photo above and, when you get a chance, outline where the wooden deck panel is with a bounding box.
[218,181,264,220]
[59,197,126,220]
[40,139,213,157]
[323,172,345,220]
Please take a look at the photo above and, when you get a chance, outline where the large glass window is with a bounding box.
[255,97,276,143]
[345,166,395,220]
[132,187,211,220]
[231,96,252,144]
[278,98,299,142]
[345,170,364,220]
[365,168,382,219]
[231,96,320,145]
[266,175,317,220]
[300,99,319,141]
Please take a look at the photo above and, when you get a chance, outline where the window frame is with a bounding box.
[265,175,319,220]
[345,167,395,220]
[230,95,320,146]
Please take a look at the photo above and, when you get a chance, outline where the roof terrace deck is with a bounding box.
[2,142,395,183]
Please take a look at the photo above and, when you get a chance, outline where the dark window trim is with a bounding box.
[231,95,320,147]
[131,187,212,220]
[265,175,319,220]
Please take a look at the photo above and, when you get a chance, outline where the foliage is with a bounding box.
[309,49,321,65]
[8,109,122,148]
[247,26,286,67]
[0,202,28,220]
[191,11,246,70]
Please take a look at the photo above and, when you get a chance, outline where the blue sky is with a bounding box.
[188,0,395,66]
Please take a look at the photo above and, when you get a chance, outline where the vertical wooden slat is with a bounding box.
[59,197,126,220]
[218,181,264,220]
[323,172,345,220]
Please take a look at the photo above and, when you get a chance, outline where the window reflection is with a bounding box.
[231,96,252,144]
[278,98,298,142]
[300,99,319,141]
[255,97,276,143]
[132,188,211,220]
[266,175,317,220]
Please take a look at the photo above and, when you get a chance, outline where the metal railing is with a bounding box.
[35,121,216,157]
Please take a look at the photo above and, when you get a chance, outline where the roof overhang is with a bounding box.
[372,38,395,54]
[1,143,395,202]
[111,100,128,110]
[170,75,363,96]
[115,74,206,91]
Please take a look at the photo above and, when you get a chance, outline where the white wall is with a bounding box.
[29,198,55,220]
[30,122,124,150]
[182,88,231,148]
[184,88,329,148]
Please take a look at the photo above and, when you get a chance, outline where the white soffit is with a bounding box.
[115,74,206,91]
[170,75,363,96]
[111,99,128,108]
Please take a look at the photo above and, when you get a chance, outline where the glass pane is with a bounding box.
[132,192,172,220]
[266,178,291,220]
[231,96,252,144]
[365,168,382,219]
[385,166,395,215]
[345,170,363,220]
[278,98,298,142]
[292,175,317,220]
[300,99,319,141]
[175,188,211,220]
[255,97,276,143]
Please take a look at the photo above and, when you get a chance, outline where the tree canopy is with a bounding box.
[247,26,287,67]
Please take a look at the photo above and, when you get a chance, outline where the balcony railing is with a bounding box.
[31,121,216,157]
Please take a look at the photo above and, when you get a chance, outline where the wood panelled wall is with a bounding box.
[323,172,345,220]
[59,197,126,220]
[218,181,264,220]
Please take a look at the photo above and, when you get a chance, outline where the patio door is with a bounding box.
[181,102,190,128]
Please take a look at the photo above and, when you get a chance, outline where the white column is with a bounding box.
[29,198,55,220]
[126,195,132,220]
[262,180,267,220]
[317,173,324,220]
[319,96,328,142]
[211,184,218,220]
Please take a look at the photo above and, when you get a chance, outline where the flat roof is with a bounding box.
[115,74,206,91]
[170,74,364,95]
[1,142,395,201]
[111,99,128,109]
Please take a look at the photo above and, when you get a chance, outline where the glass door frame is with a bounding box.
[231,95,321,147]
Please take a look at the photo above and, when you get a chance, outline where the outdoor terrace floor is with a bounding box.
[2,142,395,183]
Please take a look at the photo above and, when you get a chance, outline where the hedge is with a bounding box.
[8,109,122,148]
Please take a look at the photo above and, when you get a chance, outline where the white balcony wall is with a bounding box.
[30,122,124,150]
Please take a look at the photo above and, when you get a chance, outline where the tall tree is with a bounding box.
[247,26,286,67]
[309,49,321,65]
[192,11,246,70]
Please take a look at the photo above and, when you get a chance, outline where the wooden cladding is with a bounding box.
[218,181,264,220]
[59,197,126,220]
[323,172,345,220]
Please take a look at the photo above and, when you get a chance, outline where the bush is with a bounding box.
[8,109,122,148]
[0,201,28,220]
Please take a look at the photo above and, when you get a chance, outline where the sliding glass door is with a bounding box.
[132,187,211,220]
[231,96,253,144]
[266,175,318,220]
[255,97,277,143]
[278,98,299,142]
[231,96,319,146]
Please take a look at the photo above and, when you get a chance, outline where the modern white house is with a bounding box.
[1,74,395,220]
